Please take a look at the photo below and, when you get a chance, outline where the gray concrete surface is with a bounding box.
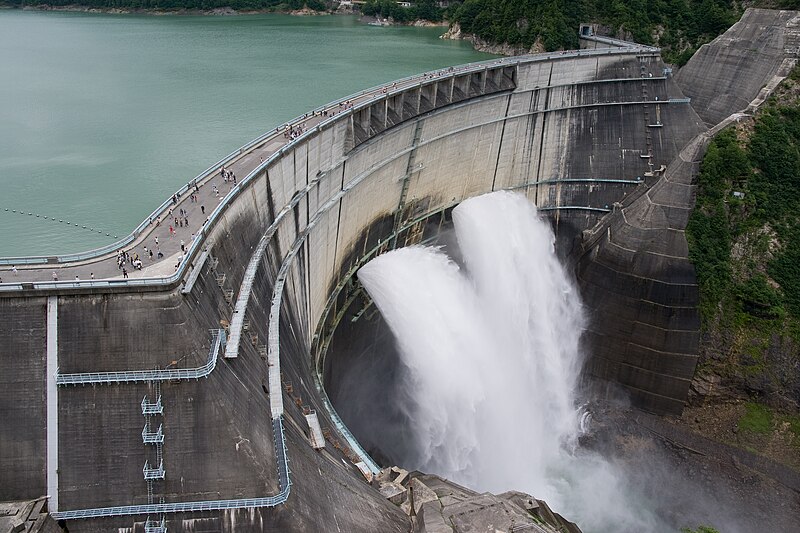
[0,12,796,530]
[676,8,800,126]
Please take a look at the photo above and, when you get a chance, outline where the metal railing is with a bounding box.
[0,257,48,265]
[49,323,293,521]
[141,396,164,415]
[51,416,291,520]
[143,460,165,480]
[56,329,223,386]
[142,424,164,445]
[144,517,167,533]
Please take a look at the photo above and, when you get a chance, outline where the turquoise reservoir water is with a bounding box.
[0,11,495,257]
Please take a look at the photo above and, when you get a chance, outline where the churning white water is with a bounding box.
[357,191,661,532]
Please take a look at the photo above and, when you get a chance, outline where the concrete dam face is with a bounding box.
[1,9,797,531]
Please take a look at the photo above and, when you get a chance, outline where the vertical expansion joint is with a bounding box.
[391,120,425,249]
[533,64,554,207]
[491,94,514,192]
[638,56,655,166]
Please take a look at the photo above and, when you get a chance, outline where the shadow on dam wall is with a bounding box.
[2,10,798,528]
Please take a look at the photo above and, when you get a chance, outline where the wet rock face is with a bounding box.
[693,328,800,411]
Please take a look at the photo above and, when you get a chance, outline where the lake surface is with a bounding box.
[0,10,494,257]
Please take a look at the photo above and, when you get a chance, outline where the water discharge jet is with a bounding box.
[357,191,663,532]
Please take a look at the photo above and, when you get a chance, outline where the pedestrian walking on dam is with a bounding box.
[52,271,58,281]
[122,268,128,279]
[180,239,185,253]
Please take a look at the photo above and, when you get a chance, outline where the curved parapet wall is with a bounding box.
[0,39,721,530]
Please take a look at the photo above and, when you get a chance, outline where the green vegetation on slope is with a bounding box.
[732,401,800,460]
[688,73,800,329]
[686,65,800,406]
[446,0,743,62]
[738,401,774,433]
[362,0,445,23]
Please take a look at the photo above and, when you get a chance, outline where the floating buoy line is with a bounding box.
[3,207,118,239]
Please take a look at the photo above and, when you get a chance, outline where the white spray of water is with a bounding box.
[357,191,661,532]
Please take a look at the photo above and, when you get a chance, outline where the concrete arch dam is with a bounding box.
[3,11,796,529]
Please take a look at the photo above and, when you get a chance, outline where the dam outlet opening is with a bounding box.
[321,191,665,533]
